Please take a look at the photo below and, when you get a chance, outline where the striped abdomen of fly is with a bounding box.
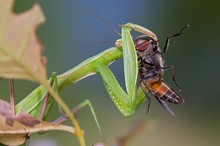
[146,80,184,104]
[139,56,184,115]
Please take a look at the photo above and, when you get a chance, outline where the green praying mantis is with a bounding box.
[16,23,148,118]
[12,23,146,145]
[13,21,188,145]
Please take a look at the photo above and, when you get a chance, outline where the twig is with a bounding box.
[113,121,148,146]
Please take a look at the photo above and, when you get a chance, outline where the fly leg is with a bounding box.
[162,65,181,91]
[141,78,175,116]
[140,81,151,114]
[139,72,157,115]
[163,24,190,53]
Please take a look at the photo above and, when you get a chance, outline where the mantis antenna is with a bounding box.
[85,6,121,37]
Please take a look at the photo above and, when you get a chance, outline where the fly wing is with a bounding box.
[157,98,175,116]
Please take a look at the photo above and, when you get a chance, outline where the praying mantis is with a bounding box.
[15,24,144,118]
[14,21,188,145]
[12,23,144,145]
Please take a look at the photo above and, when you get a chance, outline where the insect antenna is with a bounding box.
[85,7,121,37]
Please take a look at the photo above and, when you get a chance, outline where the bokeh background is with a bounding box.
[1,0,220,145]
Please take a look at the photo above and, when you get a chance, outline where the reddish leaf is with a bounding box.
[0,99,75,145]
[0,0,47,81]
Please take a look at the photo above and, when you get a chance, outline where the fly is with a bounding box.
[134,25,189,115]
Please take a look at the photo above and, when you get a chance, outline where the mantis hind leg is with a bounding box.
[32,73,106,145]
[38,72,58,121]
[53,99,106,145]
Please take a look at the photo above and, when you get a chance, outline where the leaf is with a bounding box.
[0,99,75,146]
[0,1,85,144]
[0,0,47,81]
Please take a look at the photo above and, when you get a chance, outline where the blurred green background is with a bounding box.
[1,0,220,145]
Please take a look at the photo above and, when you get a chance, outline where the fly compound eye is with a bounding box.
[135,38,149,51]
[135,39,146,45]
